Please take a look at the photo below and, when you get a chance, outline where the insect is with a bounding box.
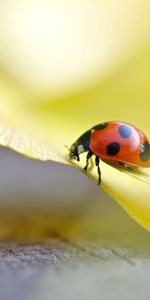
[69,121,150,184]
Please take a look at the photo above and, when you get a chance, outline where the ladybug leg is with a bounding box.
[76,154,80,161]
[84,151,93,172]
[95,156,101,185]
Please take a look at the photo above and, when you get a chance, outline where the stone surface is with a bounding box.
[0,239,150,300]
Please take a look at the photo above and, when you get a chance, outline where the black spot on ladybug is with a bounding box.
[93,122,108,131]
[140,142,150,161]
[106,142,120,156]
[119,125,132,138]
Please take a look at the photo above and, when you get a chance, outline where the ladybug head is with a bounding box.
[70,128,92,161]
[69,143,80,161]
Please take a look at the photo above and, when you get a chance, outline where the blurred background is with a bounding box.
[0,0,150,98]
[0,1,150,299]
[0,0,150,155]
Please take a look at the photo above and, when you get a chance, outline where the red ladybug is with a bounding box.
[69,121,150,184]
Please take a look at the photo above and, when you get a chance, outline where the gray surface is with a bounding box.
[0,145,149,244]
[0,240,149,300]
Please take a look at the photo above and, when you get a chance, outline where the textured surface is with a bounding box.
[0,240,150,300]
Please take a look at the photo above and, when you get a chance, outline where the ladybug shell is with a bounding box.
[90,121,150,167]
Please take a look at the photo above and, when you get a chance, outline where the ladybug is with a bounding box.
[69,121,150,184]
